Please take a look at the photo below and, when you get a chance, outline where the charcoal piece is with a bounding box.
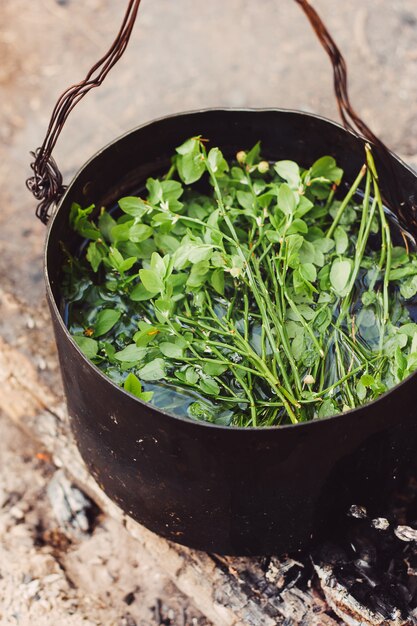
[372,518,390,531]
[368,581,410,620]
[349,504,368,519]
[395,525,417,542]
[315,541,349,566]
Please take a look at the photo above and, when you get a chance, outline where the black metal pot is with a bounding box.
[45,109,417,555]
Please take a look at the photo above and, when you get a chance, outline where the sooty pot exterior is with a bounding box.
[45,110,417,555]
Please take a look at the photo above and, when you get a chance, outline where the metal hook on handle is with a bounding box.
[27,0,142,224]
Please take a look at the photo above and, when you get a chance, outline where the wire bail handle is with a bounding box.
[27,0,393,225]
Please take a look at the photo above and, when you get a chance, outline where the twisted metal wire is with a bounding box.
[26,0,142,224]
[295,0,415,225]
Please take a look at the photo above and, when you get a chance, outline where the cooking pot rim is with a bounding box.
[44,106,417,432]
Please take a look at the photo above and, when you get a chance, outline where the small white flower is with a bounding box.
[258,161,269,174]
[303,374,315,385]
[229,267,242,278]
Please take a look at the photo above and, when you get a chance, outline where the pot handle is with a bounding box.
[26,0,390,225]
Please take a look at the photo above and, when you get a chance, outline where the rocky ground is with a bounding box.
[0,0,416,623]
[0,413,210,626]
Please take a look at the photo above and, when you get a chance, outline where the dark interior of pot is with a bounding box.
[44,110,417,555]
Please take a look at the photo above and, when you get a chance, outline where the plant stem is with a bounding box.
[326,164,367,239]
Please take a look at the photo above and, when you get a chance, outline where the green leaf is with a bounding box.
[173,241,192,270]
[102,341,116,361]
[154,233,180,254]
[245,142,261,166]
[400,275,417,300]
[299,240,316,264]
[146,178,163,204]
[73,335,98,359]
[360,374,375,387]
[185,366,199,384]
[98,211,117,241]
[69,203,100,240]
[395,345,407,378]
[139,391,154,402]
[154,299,172,321]
[287,219,308,235]
[203,362,228,376]
[399,323,417,338]
[199,377,221,396]
[123,372,143,397]
[318,399,337,418]
[188,400,216,422]
[296,304,316,320]
[159,342,184,359]
[356,380,367,401]
[150,252,167,277]
[295,196,314,218]
[119,196,149,218]
[383,333,408,355]
[138,358,166,381]
[291,333,304,361]
[314,307,332,333]
[176,136,200,156]
[108,247,134,274]
[207,147,228,174]
[299,263,317,283]
[111,222,133,242]
[86,241,106,272]
[277,183,297,215]
[134,325,160,346]
[114,344,147,363]
[139,269,164,294]
[330,259,351,295]
[334,226,349,254]
[119,257,137,273]
[236,190,255,212]
[210,268,225,295]
[177,149,205,184]
[187,260,210,288]
[357,308,376,329]
[94,309,121,337]
[314,237,335,254]
[286,234,304,269]
[160,180,184,201]
[329,203,356,226]
[70,202,93,227]
[188,244,213,264]
[123,373,154,402]
[390,266,417,281]
[130,283,155,301]
[265,230,282,243]
[129,223,153,243]
[362,291,377,307]
[274,160,301,188]
[310,156,343,183]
